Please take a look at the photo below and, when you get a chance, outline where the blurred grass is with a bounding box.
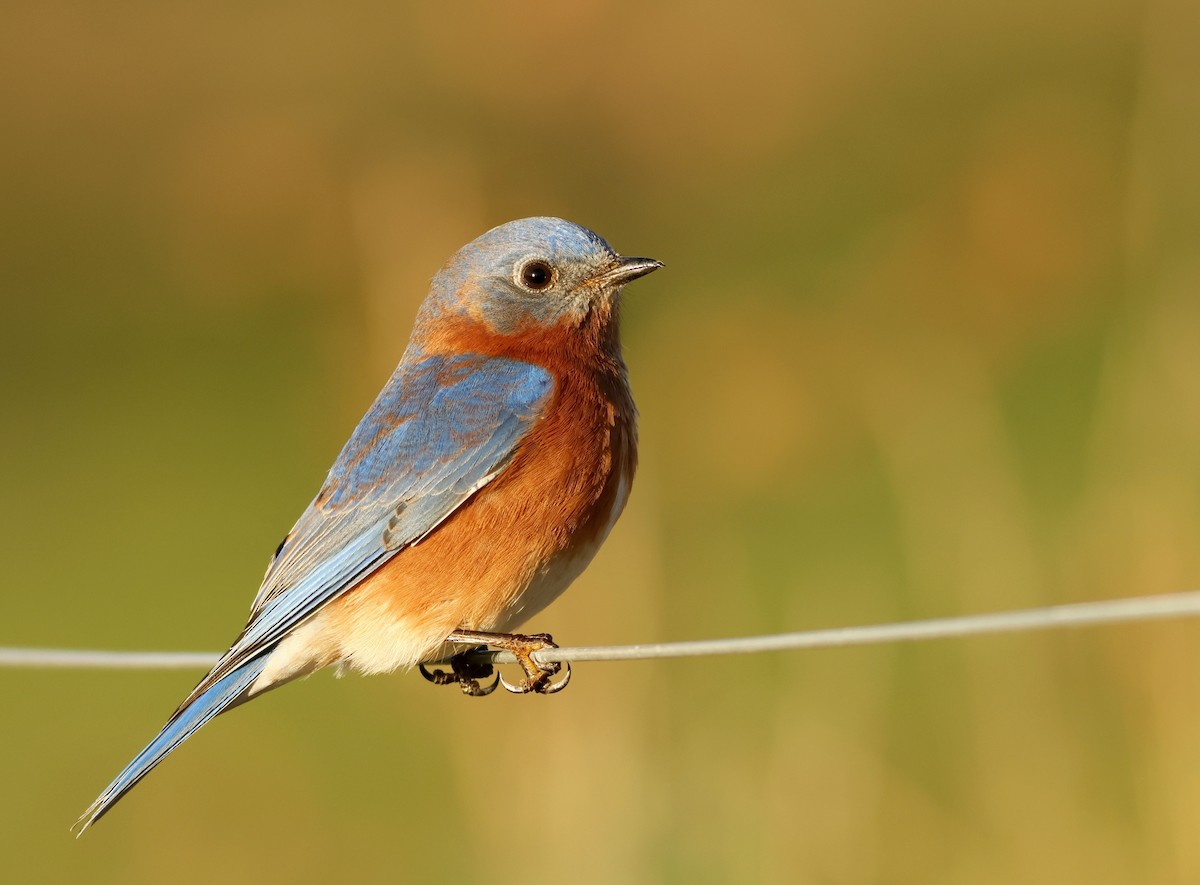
[3,0,1200,882]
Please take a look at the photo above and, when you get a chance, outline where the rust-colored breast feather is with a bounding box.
[323,309,637,671]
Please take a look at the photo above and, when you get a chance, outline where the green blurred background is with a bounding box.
[3,0,1199,882]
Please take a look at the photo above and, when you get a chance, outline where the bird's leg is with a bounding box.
[444,630,571,695]
[418,645,499,697]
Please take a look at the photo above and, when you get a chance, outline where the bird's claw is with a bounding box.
[493,632,570,695]
[499,659,571,695]
[432,629,573,696]
[418,645,499,697]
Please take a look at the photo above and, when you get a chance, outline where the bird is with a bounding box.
[75,216,661,833]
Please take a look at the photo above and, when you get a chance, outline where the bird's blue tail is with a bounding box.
[73,653,270,835]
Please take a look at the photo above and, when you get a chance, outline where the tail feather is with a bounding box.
[73,653,270,835]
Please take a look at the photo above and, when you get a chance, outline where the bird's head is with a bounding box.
[418,217,661,340]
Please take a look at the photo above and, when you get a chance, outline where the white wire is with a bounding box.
[2,591,1199,671]
[497,591,1200,667]
[0,649,218,669]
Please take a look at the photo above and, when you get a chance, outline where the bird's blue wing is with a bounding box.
[193,351,553,697]
[76,353,553,832]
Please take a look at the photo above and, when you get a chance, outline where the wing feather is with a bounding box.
[183,352,553,703]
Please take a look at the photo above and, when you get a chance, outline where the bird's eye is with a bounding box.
[518,259,555,292]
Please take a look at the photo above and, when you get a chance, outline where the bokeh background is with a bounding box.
[3,0,1199,882]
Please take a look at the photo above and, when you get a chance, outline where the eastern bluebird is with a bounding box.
[76,217,661,832]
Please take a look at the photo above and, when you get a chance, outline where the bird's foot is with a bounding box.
[444,630,571,695]
[418,645,499,697]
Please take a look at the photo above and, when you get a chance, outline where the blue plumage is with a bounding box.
[236,355,553,655]
[76,354,552,832]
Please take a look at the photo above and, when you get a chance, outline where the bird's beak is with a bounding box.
[592,256,664,288]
